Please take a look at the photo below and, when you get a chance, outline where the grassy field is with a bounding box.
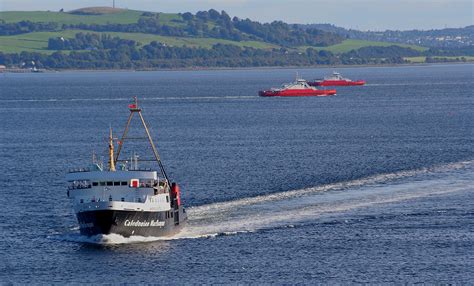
[0,30,279,53]
[306,39,427,53]
[0,32,55,53]
[0,10,184,26]
[0,10,143,24]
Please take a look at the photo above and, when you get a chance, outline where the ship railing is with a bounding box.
[68,184,92,190]
[128,167,153,172]
[68,167,91,173]
[83,195,148,204]
[68,166,153,173]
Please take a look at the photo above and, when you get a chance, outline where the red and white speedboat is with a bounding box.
[308,72,365,87]
[259,79,336,97]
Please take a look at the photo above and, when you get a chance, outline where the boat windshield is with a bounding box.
[326,72,344,80]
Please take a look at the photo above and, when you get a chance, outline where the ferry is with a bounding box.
[308,72,365,86]
[65,98,187,237]
[259,78,336,97]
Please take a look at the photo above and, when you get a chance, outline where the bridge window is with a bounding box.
[92,182,98,186]
[113,182,121,186]
[99,182,106,186]
[121,181,128,186]
[144,180,154,187]
[107,182,113,186]
[70,180,91,189]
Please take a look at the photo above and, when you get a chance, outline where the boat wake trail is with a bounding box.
[55,160,473,245]
[3,95,257,104]
[176,160,473,240]
[365,82,460,87]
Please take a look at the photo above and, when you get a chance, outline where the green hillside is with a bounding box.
[0,30,279,54]
[0,8,428,54]
[2,8,465,69]
[0,7,388,53]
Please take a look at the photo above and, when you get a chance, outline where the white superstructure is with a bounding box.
[66,167,172,214]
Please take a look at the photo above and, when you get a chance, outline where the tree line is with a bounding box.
[0,32,428,69]
[47,33,136,50]
[0,20,58,35]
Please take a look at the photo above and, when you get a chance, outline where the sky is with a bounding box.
[1,0,473,31]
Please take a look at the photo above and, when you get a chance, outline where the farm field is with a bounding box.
[0,10,145,25]
[0,30,280,53]
[404,56,474,63]
[309,39,427,53]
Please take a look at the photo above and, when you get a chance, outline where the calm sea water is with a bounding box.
[0,64,473,283]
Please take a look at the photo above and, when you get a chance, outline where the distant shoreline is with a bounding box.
[1,61,472,74]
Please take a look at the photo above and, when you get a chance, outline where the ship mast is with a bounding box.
[108,127,116,171]
[114,97,171,187]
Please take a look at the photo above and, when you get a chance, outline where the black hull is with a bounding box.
[77,207,187,237]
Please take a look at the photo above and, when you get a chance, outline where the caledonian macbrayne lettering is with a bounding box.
[124,219,165,227]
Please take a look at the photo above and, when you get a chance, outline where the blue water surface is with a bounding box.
[0,64,472,283]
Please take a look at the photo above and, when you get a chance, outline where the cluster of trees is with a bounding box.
[47,33,137,50]
[0,39,339,69]
[426,56,470,63]
[232,19,343,46]
[0,20,58,35]
[424,46,474,56]
[62,17,188,37]
[192,10,344,46]
[186,9,344,46]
